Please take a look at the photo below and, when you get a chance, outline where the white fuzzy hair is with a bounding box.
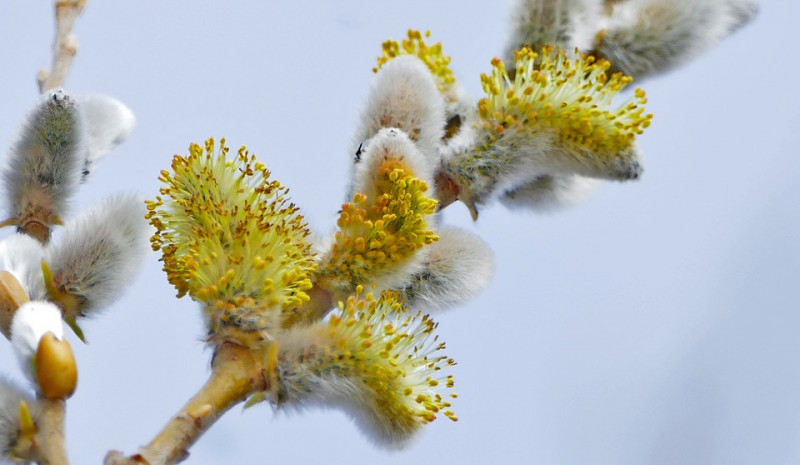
[10,301,64,385]
[350,127,436,204]
[78,94,136,180]
[4,89,86,224]
[45,192,150,318]
[597,0,759,79]
[270,325,424,449]
[400,227,494,311]
[500,174,600,212]
[350,56,446,195]
[0,233,47,300]
[506,0,604,61]
[0,377,38,458]
[723,0,759,32]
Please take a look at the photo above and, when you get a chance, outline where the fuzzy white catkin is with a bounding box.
[10,301,64,385]
[45,193,150,316]
[596,0,758,79]
[4,89,85,223]
[0,377,37,459]
[78,94,136,180]
[351,56,445,186]
[400,227,494,310]
[0,233,47,300]
[500,174,599,212]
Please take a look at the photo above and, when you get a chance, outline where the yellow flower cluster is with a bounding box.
[320,160,438,292]
[478,46,652,155]
[331,289,456,422]
[374,29,456,98]
[146,138,315,326]
[272,288,456,441]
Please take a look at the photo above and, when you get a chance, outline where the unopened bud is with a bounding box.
[35,331,78,399]
[18,400,36,438]
[0,270,30,339]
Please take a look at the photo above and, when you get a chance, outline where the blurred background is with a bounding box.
[0,1,797,464]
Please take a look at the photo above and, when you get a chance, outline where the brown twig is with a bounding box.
[105,343,268,465]
[38,0,86,93]
[34,399,71,465]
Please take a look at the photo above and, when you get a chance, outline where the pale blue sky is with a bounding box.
[1,1,798,464]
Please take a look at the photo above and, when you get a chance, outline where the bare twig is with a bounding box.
[105,343,268,465]
[34,399,71,465]
[38,0,86,93]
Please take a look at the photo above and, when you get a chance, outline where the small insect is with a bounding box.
[354,138,370,163]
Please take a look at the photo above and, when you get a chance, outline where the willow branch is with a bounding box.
[104,343,268,465]
[32,398,70,465]
[38,0,86,93]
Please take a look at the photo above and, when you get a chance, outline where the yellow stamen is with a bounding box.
[374,29,456,99]
[147,138,316,331]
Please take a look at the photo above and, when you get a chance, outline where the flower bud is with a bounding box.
[3,89,85,243]
[353,55,446,177]
[0,271,30,339]
[399,227,494,310]
[78,94,136,180]
[35,331,78,399]
[44,193,150,328]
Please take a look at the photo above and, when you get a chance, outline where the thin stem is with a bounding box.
[36,398,70,465]
[105,343,268,465]
[38,0,86,93]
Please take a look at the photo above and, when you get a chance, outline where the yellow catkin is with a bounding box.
[477,46,652,155]
[276,290,457,434]
[320,160,437,290]
[146,138,316,323]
